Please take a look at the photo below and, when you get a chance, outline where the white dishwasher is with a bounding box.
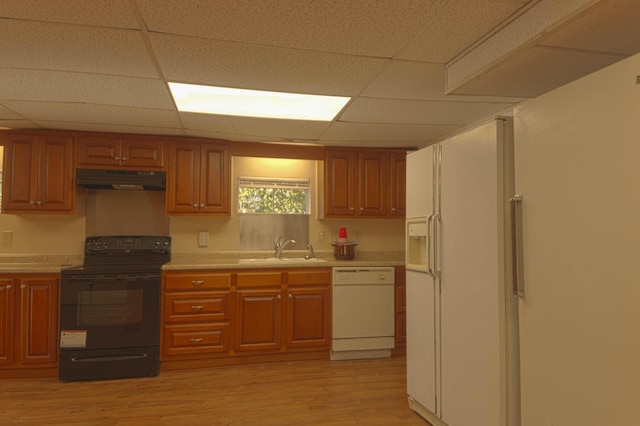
[331,266,395,360]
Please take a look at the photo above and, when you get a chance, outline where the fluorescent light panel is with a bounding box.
[169,82,350,121]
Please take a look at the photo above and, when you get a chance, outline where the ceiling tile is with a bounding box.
[138,0,448,57]
[341,97,515,125]
[229,116,332,141]
[32,121,187,136]
[322,121,461,144]
[150,33,388,95]
[398,0,529,63]
[0,19,157,77]
[1,101,182,129]
[0,105,22,119]
[361,60,525,103]
[0,69,173,109]
[179,112,237,134]
[0,0,140,28]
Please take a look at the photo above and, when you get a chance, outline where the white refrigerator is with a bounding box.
[406,119,520,426]
[513,52,640,426]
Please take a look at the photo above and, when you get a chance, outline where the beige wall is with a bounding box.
[0,152,405,255]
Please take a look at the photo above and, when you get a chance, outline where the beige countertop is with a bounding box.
[0,251,405,273]
[0,255,83,274]
[163,250,405,270]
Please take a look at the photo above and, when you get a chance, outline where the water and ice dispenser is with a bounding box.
[406,218,428,272]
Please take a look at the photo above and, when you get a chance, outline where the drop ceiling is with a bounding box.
[0,0,638,149]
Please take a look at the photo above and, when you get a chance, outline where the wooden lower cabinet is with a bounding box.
[161,268,331,370]
[161,271,232,362]
[286,270,331,349]
[0,274,59,378]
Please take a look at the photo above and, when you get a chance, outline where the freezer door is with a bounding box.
[406,269,437,414]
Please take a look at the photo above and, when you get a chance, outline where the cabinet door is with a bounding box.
[358,150,387,217]
[389,151,406,218]
[235,289,282,352]
[166,141,201,214]
[2,134,73,213]
[18,276,58,366]
[0,278,16,367]
[199,143,230,214]
[75,135,121,167]
[1,135,40,211]
[120,138,165,169]
[324,149,357,217]
[37,136,74,212]
[286,286,330,349]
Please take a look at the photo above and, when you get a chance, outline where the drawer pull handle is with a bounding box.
[191,305,204,310]
[191,280,205,286]
[190,337,204,343]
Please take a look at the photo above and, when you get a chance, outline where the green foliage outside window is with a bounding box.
[239,187,308,214]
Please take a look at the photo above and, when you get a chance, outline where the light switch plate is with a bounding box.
[198,231,209,247]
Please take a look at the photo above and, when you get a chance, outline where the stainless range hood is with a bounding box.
[76,169,166,190]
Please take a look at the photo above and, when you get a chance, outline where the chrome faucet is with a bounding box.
[274,236,296,258]
[305,244,315,259]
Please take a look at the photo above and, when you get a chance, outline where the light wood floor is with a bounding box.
[1,356,429,425]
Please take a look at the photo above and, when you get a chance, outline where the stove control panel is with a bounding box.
[85,235,171,254]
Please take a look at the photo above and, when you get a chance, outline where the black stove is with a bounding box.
[59,235,171,382]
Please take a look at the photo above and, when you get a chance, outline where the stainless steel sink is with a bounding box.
[238,257,326,264]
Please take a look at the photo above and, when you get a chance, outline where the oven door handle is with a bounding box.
[71,353,148,363]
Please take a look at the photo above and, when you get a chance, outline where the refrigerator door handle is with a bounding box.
[510,194,525,298]
[433,212,442,280]
[426,213,434,276]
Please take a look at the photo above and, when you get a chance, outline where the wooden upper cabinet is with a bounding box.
[324,148,406,218]
[1,132,74,214]
[75,134,165,170]
[389,151,407,218]
[166,139,230,215]
[324,149,358,217]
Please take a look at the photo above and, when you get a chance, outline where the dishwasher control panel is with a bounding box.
[332,267,395,285]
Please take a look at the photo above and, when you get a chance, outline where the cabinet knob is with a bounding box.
[20,284,26,289]
[3,284,11,290]
[115,157,121,161]
[121,157,127,161]
[350,207,355,211]
[199,204,204,208]
[360,207,364,212]
[191,305,204,310]
[193,204,198,209]
[190,337,204,343]
[191,280,205,286]
[288,293,292,299]
[30,200,37,205]
[277,294,281,300]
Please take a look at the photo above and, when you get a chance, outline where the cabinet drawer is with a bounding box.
[162,323,229,357]
[236,271,282,288]
[164,273,231,290]
[164,292,230,323]
[287,269,330,286]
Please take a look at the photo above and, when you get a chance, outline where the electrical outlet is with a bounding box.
[2,231,13,246]
[198,231,209,247]
[317,230,325,242]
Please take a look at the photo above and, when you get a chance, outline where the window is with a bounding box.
[238,177,310,214]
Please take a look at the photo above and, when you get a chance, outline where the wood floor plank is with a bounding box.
[0,357,428,425]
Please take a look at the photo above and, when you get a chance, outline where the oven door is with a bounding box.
[59,272,161,351]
